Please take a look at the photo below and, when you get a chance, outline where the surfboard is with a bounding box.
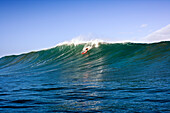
[82,50,88,54]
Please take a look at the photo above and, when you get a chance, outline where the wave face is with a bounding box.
[0,41,170,112]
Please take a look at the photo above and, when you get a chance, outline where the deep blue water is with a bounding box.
[0,41,170,112]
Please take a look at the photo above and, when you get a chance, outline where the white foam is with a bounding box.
[57,35,169,48]
[57,37,104,46]
[57,37,147,47]
[58,38,104,48]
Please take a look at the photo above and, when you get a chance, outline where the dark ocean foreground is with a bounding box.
[0,41,169,112]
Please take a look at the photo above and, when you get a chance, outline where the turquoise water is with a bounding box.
[0,41,169,112]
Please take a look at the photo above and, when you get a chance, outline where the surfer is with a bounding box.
[82,48,88,54]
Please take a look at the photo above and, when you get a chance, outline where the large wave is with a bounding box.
[0,41,169,77]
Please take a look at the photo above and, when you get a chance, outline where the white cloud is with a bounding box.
[144,24,170,42]
[140,24,148,28]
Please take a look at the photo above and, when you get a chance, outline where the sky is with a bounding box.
[0,0,170,57]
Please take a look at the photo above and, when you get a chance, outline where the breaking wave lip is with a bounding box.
[57,35,170,45]
[57,38,158,46]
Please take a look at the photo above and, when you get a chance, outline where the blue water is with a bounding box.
[0,41,170,112]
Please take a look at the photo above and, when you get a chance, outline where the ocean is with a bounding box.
[0,41,169,112]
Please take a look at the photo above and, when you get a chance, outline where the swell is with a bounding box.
[0,41,169,76]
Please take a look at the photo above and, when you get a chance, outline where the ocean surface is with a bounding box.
[0,41,169,112]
